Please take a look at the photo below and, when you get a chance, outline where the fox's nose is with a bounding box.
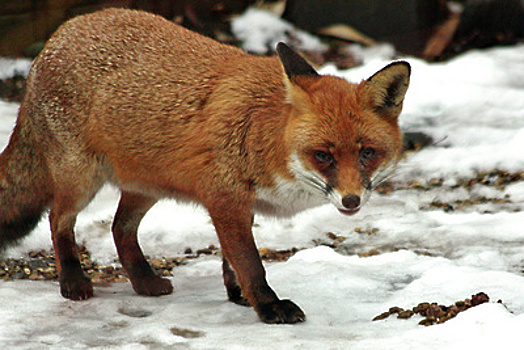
[342,195,360,210]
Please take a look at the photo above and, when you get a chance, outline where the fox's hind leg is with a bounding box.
[222,257,250,306]
[112,191,173,296]
[50,181,103,300]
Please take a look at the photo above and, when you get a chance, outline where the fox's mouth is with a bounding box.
[338,207,360,216]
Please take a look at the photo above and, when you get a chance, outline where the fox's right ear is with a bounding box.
[365,61,411,121]
[276,42,319,80]
[276,43,317,113]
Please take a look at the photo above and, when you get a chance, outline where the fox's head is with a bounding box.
[276,43,410,215]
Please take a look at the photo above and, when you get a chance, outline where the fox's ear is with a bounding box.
[276,43,317,114]
[276,42,319,79]
[365,61,411,121]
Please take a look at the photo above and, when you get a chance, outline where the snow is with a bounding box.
[2,9,524,350]
[0,57,32,80]
[231,8,327,54]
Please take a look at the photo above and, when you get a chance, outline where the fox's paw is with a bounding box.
[132,276,173,296]
[256,299,306,324]
[59,274,94,301]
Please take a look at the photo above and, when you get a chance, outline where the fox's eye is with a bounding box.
[360,147,376,161]
[315,151,334,165]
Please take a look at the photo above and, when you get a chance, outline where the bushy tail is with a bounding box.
[0,119,53,250]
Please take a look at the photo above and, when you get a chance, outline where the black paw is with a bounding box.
[132,276,173,296]
[256,299,306,324]
[227,285,251,307]
[59,274,94,301]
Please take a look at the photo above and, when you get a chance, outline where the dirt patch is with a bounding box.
[373,292,498,326]
[377,170,524,195]
[0,245,301,283]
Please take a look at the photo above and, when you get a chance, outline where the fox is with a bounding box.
[0,8,410,324]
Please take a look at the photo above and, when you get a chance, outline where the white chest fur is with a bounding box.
[254,176,327,217]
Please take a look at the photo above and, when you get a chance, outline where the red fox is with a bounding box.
[0,9,410,324]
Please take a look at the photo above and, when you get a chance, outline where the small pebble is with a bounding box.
[397,310,414,319]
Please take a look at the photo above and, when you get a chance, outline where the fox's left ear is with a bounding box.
[365,61,411,121]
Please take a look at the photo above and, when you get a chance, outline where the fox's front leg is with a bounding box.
[209,202,305,324]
